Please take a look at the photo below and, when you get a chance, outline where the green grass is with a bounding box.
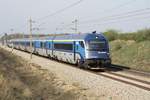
[110,40,150,72]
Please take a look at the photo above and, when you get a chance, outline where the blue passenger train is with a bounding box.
[8,32,111,69]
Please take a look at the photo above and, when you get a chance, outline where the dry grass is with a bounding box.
[110,40,150,72]
[0,47,86,100]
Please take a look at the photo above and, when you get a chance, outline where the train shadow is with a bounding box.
[89,64,130,73]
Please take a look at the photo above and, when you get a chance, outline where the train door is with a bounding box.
[66,41,75,64]
[73,41,76,62]
[42,41,48,56]
[46,41,52,57]
[32,41,35,53]
[45,41,50,56]
[52,41,54,57]
[38,41,43,55]
[34,41,38,54]
[42,41,46,56]
[75,41,85,61]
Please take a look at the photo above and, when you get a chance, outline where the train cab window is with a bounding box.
[87,41,105,51]
[79,41,84,48]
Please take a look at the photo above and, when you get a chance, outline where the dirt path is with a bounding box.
[0,47,87,100]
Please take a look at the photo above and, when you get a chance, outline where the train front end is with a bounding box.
[84,33,111,68]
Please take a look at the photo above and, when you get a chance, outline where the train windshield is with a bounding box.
[86,40,106,51]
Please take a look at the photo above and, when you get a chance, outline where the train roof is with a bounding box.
[10,36,53,41]
[10,32,106,41]
[52,32,106,40]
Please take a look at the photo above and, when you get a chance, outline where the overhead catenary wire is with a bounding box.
[101,0,138,13]
[18,0,143,32]
[63,7,150,27]
[36,0,84,21]
[78,0,138,22]
[37,0,138,29]
[11,0,84,33]
[80,8,150,24]
[31,0,84,33]
[60,8,150,32]
[13,0,150,34]
[78,15,150,29]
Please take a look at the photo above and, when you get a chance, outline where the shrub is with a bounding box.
[103,29,118,41]
[135,29,150,42]
[103,28,150,42]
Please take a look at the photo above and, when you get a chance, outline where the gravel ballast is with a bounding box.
[2,46,150,100]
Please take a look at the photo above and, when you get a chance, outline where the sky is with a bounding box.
[0,0,150,35]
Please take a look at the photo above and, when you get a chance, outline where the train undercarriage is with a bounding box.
[77,58,111,69]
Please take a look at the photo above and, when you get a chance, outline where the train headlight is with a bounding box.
[107,53,110,57]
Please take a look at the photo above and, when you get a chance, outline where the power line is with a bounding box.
[14,22,28,33]
[29,17,33,59]
[78,0,138,21]
[14,0,150,33]
[61,8,150,31]
[36,0,84,21]
[69,8,150,25]
[38,0,137,29]
[12,0,84,33]
[99,0,138,14]
[79,15,150,28]
[60,7,150,30]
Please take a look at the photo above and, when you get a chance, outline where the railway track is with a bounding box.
[109,65,150,77]
[16,49,150,91]
[65,64,150,91]
[81,65,150,91]
[95,71,150,91]
[3,46,150,92]
[55,60,150,91]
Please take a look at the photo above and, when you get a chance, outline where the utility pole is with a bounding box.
[10,29,14,37]
[22,32,24,39]
[29,17,33,59]
[72,19,78,33]
[4,33,7,46]
[10,29,14,52]
[75,19,77,33]
[0,33,4,45]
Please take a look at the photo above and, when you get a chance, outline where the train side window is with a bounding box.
[54,43,73,51]
[43,42,45,48]
[40,42,43,48]
[32,42,34,47]
[79,41,84,48]
[49,43,51,48]
[76,45,78,50]
[44,42,47,48]
[27,42,29,46]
